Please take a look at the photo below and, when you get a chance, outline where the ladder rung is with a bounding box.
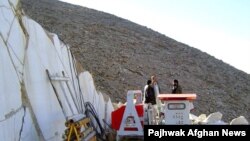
[50,76,70,81]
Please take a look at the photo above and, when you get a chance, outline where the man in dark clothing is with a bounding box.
[143,80,151,103]
[145,81,156,105]
[172,79,182,94]
[144,79,157,124]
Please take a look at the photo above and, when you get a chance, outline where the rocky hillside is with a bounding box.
[20,0,250,122]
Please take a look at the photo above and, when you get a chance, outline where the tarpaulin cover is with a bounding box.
[0,0,114,140]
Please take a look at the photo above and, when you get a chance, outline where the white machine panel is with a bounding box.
[164,100,190,124]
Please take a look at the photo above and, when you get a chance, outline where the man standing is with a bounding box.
[143,80,152,103]
[144,80,156,105]
[151,75,163,116]
[151,75,161,93]
[172,79,182,94]
[144,79,157,124]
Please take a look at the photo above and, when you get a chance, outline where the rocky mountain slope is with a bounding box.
[20,0,250,122]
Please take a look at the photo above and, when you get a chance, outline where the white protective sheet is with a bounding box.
[0,35,22,121]
[79,71,96,104]
[106,98,114,125]
[22,16,67,140]
[6,16,26,81]
[9,0,19,8]
[49,33,80,115]
[96,92,105,127]
[0,0,15,41]
[0,20,24,141]
[0,107,24,141]
[1,0,114,140]
[79,72,114,126]
[19,109,40,141]
[0,1,24,141]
